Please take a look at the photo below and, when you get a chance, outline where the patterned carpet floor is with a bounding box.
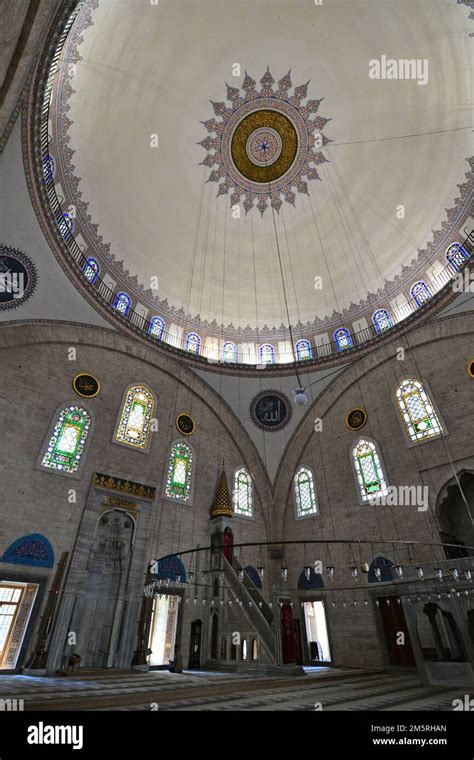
[0,668,465,711]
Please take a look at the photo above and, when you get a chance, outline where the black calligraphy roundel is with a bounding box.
[250,390,292,432]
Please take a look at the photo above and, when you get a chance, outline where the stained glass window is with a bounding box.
[396,378,443,443]
[83,257,99,284]
[165,442,194,501]
[353,439,388,501]
[115,385,155,449]
[334,328,353,351]
[410,281,432,308]
[41,405,91,474]
[59,213,74,239]
[295,467,318,516]
[114,292,131,316]
[372,309,393,334]
[446,243,469,271]
[259,343,275,364]
[43,153,55,183]
[222,341,237,363]
[295,339,312,361]
[186,332,201,355]
[233,467,252,516]
[149,316,165,340]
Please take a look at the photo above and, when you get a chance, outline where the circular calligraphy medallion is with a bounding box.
[250,390,292,432]
[345,408,368,431]
[176,412,196,436]
[72,373,101,398]
[467,359,474,378]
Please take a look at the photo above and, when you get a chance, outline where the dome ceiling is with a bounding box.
[43,0,472,358]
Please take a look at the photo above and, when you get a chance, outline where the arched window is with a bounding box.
[294,466,318,517]
[334,328,352,351]
[114,292,131,316]
[396,378,443,443]
[186,332,201,355]
[352,439,388,502]
[222,341,237,363]
[295,339,312,361]
[372,309,393,334]
[41,405,91,475]
[233,467,252,516]
[59,213,74,239]
[259,343,275,364]
[446,242,469,271]
[43,153,55,183]
[149,316,165,340]
[165,441,194,502]
[410,281,432,308]
[82,257,99,284]
[115,385,155,449]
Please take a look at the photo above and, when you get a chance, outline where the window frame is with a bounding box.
[112,383,157,453]
[36,402,94,480]
[393,376,447,447]
[232,466,254,519]
[162,439,197,507]
[294,465,319,519]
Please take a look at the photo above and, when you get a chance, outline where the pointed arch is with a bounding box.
[82,257,99,284]
[294,466,318,517]
[372,309,393,334]
[152,555,187,583]
[39,403,92,477]
[410,281,432,307]
[259,343,275,364]
[149,316,165,340]
[446,242,469,271]
[351,438,388,502]
[368,556,394,583]
[395,378,444,444]
[114,291,131,316]
[233,466,253,517]
[1,533,54,568]
[295,339,312,361]
[164,440,195,504]
[113,384,156,451]
[186,332,201,355]
[298,568,324,590]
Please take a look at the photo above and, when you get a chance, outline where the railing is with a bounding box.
[36,0,474,369]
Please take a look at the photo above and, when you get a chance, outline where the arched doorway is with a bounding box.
[437,472,474,559]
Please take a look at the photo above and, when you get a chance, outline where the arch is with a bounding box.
[114,291,131,316]
[233,466,252,516]
[295,339,312,361]
[446,242,469,271]
[185,332,201,355]
[334,327,353,351]
[114,384,156,450]
[395,377,443,443]
[149,316,165,340]
[39,403,92,476]
[82,257,99,284]
[1,533,54,568]
[294,466,318,517]
[152,555,187,583]
[368,556,394,583]
[372,309,393,334]
[164,440,195,503]
[297,568,324,590]
[410,281,432,307]
[59,212,74,239]
[244,565,262,589]
[351,438,388,502]
[222,341,237,363]
[259,343,275,364]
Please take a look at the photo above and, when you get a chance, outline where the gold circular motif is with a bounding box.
[176,412,196,436]
[467,359,474,378]
[231,109,298,183]
[345,408,368,431]
[72,373,100,398]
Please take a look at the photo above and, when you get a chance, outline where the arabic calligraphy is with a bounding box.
[251,391,291,432]
[73,373,100,398]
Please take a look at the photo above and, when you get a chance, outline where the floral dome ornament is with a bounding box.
[199,68,332,215]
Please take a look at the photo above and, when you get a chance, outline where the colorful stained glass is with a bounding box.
[59,213,74,239]
[372,309,393,334]
[334,328,352,351]
[149,316,165,340]
[446,242,469,271]
[295,467,318,516]
[114,292,131,316]
[115,385,155,448]
[222,341,237,363]
[295,339,312,361]
[83,257,99,283]
[186,333,201,355]
[165,442,193,501]
[353,439,387,501]
[233,467,252,516]
[396,378,443,443]
[410,281,432,307]
[41,405,91,474]
[259,343,275,364]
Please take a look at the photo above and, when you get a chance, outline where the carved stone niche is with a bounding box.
[46,485,154,673]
